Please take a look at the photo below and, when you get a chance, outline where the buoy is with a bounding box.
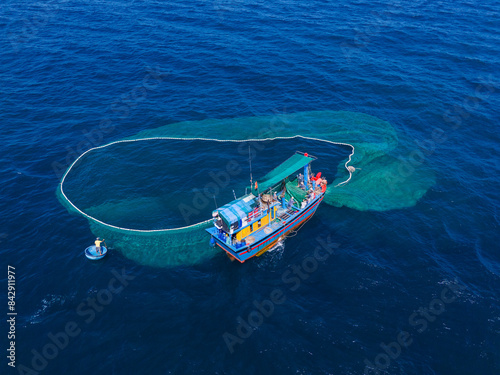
[85,245,107,260]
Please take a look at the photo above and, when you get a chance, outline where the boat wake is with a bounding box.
[257,240,286,269]
[268,240,285,252]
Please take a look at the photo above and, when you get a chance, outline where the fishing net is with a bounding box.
[57,110,435,267]
[285,179,308,203]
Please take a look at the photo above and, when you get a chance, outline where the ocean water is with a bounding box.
[1,0,499,374]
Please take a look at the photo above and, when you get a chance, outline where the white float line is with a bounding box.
[59,135,355,233]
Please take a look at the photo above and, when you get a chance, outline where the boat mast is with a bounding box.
[249,144,253,191]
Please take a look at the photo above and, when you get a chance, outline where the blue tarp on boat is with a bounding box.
[214,197,254,228]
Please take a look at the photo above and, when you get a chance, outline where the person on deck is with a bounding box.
[321,179,327,193]
[297,173,305,189]
[310,172,322,191]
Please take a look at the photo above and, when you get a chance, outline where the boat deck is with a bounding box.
[242,206,301,245]
[207,205,302,251]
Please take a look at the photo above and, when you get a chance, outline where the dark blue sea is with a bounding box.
[1,0,499,374]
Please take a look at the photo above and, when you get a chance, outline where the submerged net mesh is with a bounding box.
[57,110,435,267]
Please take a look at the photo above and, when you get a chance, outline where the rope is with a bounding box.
[59,135,355,233]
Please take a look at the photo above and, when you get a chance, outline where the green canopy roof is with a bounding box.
[251,153,314,193]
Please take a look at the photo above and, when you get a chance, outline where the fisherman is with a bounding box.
[95,237,105,255]
[297,173,305,189]
[306,191,312,204]
[320,178,328,193]
[310,172,321,191]
[287,197,295,209]
[309,188,316,200]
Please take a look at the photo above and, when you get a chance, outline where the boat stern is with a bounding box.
[206,227,252,263]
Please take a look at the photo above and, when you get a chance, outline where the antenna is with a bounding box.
[213,195,217,209]
[233,189,237,200]
[248,144,253,190]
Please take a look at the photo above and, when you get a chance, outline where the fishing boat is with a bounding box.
[206,152,327,263]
